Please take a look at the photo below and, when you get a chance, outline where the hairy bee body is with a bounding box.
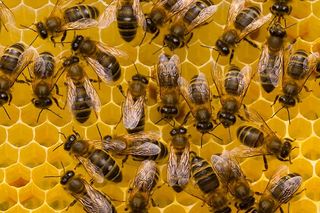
[287,50,309,80]
[234,6,260,31]
[0,43,25,73]
[117,0,138,42]
[64,5,99,23]
[132,140,168,162]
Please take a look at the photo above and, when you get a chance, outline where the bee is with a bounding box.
[258,23,287,93]
[167,126,190,192]
[230,110,294,170]
[163,0,218,50]
[209,0,271,63]
[212,63,254,129]
[60,170,117,213]
[211,151,255,211]
[190,153,231,213]
[71,35,127,84]
[252,166,302,213]
[30,52,64,122]
[178,72,220,146]
[272,49,319,123]
[23,0,101,45]
[62,56,101,123]
[57,129,122,184]
[156,53,181,121]
[0,42,36,118]
[269,0,292,26]
[0,1,15,32]
[127,160,159,213]
[121,73,149,133]
[99,0,145,42]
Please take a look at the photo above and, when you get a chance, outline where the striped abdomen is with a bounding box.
[237,125,265,148]
[34,52,55,79]
[72,85,92,123]
[127,108,145,134]
[287,50,309,80]
[96,51,121,82]
[64,5,99,22]
[183,0,212,25]
[190,75,210,105]
[234,6,260,31]
[224,68,244,96]
[117,4,138,42]
[0,43,25,74]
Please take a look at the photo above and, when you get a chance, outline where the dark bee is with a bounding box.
[231,111,294,170]
[156,53,181,121]
[258,23,287,93]
[62,56,101,123]
[251,166,302,213]
[167,126,190,192]
[212,64,254,129]
[211,151,255,211]
[210,0,271,63]
[99,0,145,42]
[178,72,220,146]
[0,42,36,117]
[122,74,149,133]
[71,35,126,84]
[59,130,122,184]
[30,52,63,122]
[60,170,117,213]
[190,153,231,213]
[0,1,15,32]
[272,49,319,123]
[127,160,159,213]
[163,0,217,50]
[24,0,101,44]
[270,0,292,26]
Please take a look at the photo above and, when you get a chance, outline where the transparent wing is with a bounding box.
[238,64,253,102]
[86,57,114,83]
[123,92,144,129]
[100,139,127,153]
[177,145,190,186]
[157,54,180,95]
[266,165,289,193]
[221,151,244,179]
[14,46,38,83]
[122,141,161,156]
[119,131,161,143]
[188,72,210,104]
[210,154,230,186]
[133,0,145,26]
[98,2,117,28]
[83,77,101,113]
[211,61,225,98]
[169,0,195,17]
[66,78,77,110]
[272,175,302,205]
[245,109,277,137]
[239,13,272,39]
[226,0,246,29]
[134,160,158,192]
[187,5,218,32]
[62,19,99,30]
[228,145,266,158]
[97,42,128,58]
[167,145,179,186]
[0,1,15,28]
[77,156,105,183]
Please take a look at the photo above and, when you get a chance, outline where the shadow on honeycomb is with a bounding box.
[0,0,319,212]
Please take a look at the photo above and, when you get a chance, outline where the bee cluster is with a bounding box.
[0,0,318,212]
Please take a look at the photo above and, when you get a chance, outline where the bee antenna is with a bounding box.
[58,132,67,139]
[20,24,37,32]
[29,35,39,47]
[133,63,140,74]
[96,124,103,140]
[61,161,66,174]
[182,111,191,126]
[43,175,61,178]
[2,106,11,120]
[208,132,222,142]
[139,31,147,46]
[286,107,291,124]
[53,143,64,152]
[152,46,165,55]
[271,106,286,119]
[36,109,44,123]
[285,22,297,29]
[201,44,218,52]
[46,108,63,120]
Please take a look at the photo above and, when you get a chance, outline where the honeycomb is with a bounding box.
[0,0,319,212]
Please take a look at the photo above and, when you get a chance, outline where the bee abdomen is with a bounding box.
[183,1,209,24]
[117,5,138,42]
[64,5,99,22]
[234,6,260,31]
[0,43,25,73]
[96,52,121,82]
[34,52,55,79]
[72,86,92,123]
[287,51,308,80]
[127,109,145,134]
[237,126,264,148]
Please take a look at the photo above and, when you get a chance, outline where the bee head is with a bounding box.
[63,134,77,151]
[269,24,286,38]
[129,192,148,212]
[172,185,184,193]
[257,198,275,213]
[32,97,53,108]
[60,170,75,185]
[35,22,48,39]
[0,91,11,105]
[196,121,213,133]
[145,17,158,34]
[159,106,178,117]
[71,35,84,51]
[271,1,291,16]
[215,39,230,56]
[279,95,296,107]
[132,74,149,85]
[63,56,80,67]
[218,111,236,128]
[278,140,292,160]
[239,196,255,210]
[164,34,180,51]
[170,126,187,136]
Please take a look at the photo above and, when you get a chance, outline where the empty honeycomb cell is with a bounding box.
[198,22,221,47]
[20,104,46,126]
[19,183,45,209]
[32,163,59,190]
[20,143,46,168]
[288,118,312,140]
[289,158,313,181]
[0,104,20,126]
[4,0,20,8]
[299,15,320,43]
[187,42,211,67]
[235,42,261,65]
[265,117,287,137]
[47,146,73,169]
[313,119,320,137]
[95,83,112,106]
[200,140,223,159]
[0,144,18,168]
[6,205,29,213]
[5,163,30,188]
[32,204,56,213]
[305,177,320,201]
[100,103,122,125]
[0,169,3,183]
[23,0,49,8]
[0,184,17,211]
[98,184,124,205]
[176,192,198,206]
[240,158,264,182]
[34,123,59,147]
[7,123,33,147]
[10,5,35,34]
[152,184,175,208]
[291,199,317,213]
[301,137,320,161]
[47,186,74,210]
[163,204,187,213]
[0,126,6,145]
[291,0,312,20]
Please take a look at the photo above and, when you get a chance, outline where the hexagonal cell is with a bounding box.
[11,83,33,109]
[47,146,73,170]
[0,126,6,145]
[190,201,212,213]
[163,204,186,213]
[299,95,320,121]
[32,163,59,190]
[290,198,317,213]
[289,158,313,181]
[100,103,122,125]
[0,184,17,211]
[200,140,223,160]
[241,158,264,182]
[4,0,20,8]
[0,143,18,168]
[6,163,30,188]
[0,104,20,126]
[291,0,312,20]
[198,22,221,46]
[187,41,211,67]
[5,205,29,213]
[19,183,45,209]
[305,177,320,201]
[20,143,46,168]
[176,191,198,206]
[313,119,320,137]
[247,99,273,120]
[23,0,49,8]
[7,123,33,147]
[266,117,287,138]
[33,204,57,213]
[302,137,320,160]
[288,118,312,140]
[152,184,175,208]
[236,42,261,65]
[47,185,73,211]
[299,15,320,43]
[35,123,59,147]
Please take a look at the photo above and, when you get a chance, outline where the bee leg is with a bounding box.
[117,85,126,98]
[52,96,63,109]
[243,38,260,50]
[8,94,12,106]
[262,154,268,171]
[21,73,32,84]
[151,198,158,207]
[60,31,67,46]
[16,79,30,85]
[74,162,81,170]
[185,33,194,48]
[280,206,284,213]
[271,95,279,106]
[121,156,128,167]
[54,84,63,97]
[303,85,312,92]
[149,29,160,44]
[72,128,81,138]
[65,200,77,211]
[50,36,56,47]
[229,49,235,64]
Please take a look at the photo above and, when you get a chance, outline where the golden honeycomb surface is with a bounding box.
[0,0,320,212]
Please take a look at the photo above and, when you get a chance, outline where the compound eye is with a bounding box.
[170,129,177,136]
[44,98,53,106]
[141,76,149,84]
[179,127,187,134]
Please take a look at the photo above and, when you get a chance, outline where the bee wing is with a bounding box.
[76,156,105,184]
[265,165,289,192]
[189,72,211,104]
[98,2,117,28]
[134,160,158,192]
[0,1,15,28]
[66,77,77,110]
[83,77,101,113]
[177,145,190,186]
[239,13,272,39]
[86,57,114,83]
[187,5,218,32]
[169,0,195,17]
[167,145,179,186]
[222,151,244,178]
[62,19,99,31]
[157,54,180,94]
[177,76,197,116]
[96,42,128,58]
[123,141,161,156]
[228,145,266,158]
[133,0,145,27]
[101,139,127,153]
[239,64,254,103]
[226,0,246,29]
[245,109,278,137]
[211,60,225,98]
[307,51,320,74]
[123,92,144,130]
[16,46,37,77]
[210,154,230,186]
[120,130,161,142]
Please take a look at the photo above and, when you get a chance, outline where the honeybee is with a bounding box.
[57,129,122,184]
[0,43,36,118]
[211,151,255,211]
[190,153,231,213]
[121,74,149,133]
[156,53,181,121]
[60,170,117,213]
[0,1,15,31]
[163,0,218,50]
[127,160,159,213]
[23,0,102,45]
[230,110,294,170]
[269,0,292,26]
[30,52,64,122]
[62,56,101,123]
[212,63,254,129]
[272,49,319,123]
[71,35,127,84]
[167,126,190,192]
[252,166,302,213]
[208,0,271,63]
[99,0,145,42]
